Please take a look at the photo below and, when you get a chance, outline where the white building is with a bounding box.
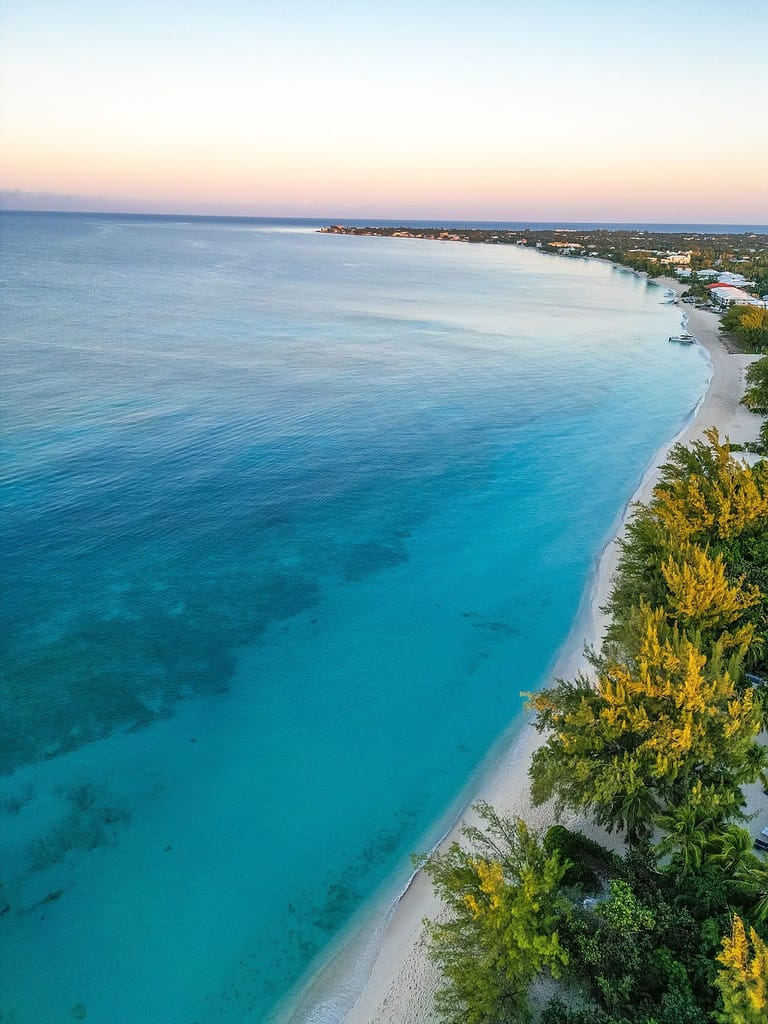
[707,284,766,308]
[717,272,755,287]
[676,267,718,280]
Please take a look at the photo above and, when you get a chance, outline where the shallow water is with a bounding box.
[0,214,709,1022]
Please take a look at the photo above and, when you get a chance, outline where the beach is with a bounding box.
[296,279,763,1024]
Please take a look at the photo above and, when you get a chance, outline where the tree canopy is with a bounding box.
[529,604,764,843]
[722,306,768,354]
[420,802,570,1024]
[715,915,768,1024]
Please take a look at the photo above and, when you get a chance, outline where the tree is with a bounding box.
[742,356,768,415]
[715,915,768,1024]
[722,306,768,353]
[654,784,752,882]
[650,430,768,545]
[529,606,765,843]
[604,433,768,661]
[752,684,768,733]
[421,802,569,1024]
[660,543,759,651]
[706,825,759,876]
[655,795,714,878]
[604,507,674,651]
[734,854,768,926]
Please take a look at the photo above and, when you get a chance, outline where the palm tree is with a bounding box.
[751,685,768,734]
[655,802,713,878]
[707,825,757,875]
[735,853,768,925]
[610,786,659,847]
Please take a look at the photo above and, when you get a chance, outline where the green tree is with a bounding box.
[734,854,768,926]
[722,306,768,353]
[742,356,768,415]
[660,543,759,650]
[421,802,569,1024]
[558,871,710,1022]
[529,607,765,844]
[604,508,674,652]
[706,825,759,876]
[604,432,768,661]
[715,915,768,1024]
[650,430,768,545]
[655,796,714,878]
[596,878,655,931]
[654,784,751,883]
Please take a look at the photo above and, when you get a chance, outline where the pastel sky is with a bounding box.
[1,0,767,221]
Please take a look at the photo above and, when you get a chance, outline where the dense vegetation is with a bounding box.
[723,307,768,354]
[421,432,768,1023]
[743,359,768,416]
[738,351,768,457]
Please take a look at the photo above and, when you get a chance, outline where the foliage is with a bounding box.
[558,873,713,1023]
[420,801,570,1024]
[540,1002,624,1024]
[742,356,768,415]
[715,915,768,1024]
[722,306,768,354]
[543,825,620,891]
[605,433,768,663]
[751,683,768,731]
[603,508,675,651]
[650,430,768,544]
[654,785,750,878]
[706,825,759,876]
[604,432,768,673]
[529,605,764,843]
[733,853,768,927]
[596,879,655,931]
[660,544,759,646]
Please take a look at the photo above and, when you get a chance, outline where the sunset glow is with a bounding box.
[1,0,767,221]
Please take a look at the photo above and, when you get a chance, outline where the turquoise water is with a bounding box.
[0,213,709,1023]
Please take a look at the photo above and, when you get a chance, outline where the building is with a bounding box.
[659,251,692,266]
[717,272,755,287]
[707,283,766,308]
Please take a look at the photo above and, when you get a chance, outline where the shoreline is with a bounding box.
[286,278,763,1024]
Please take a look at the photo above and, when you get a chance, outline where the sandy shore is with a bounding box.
[289,277,763,1024]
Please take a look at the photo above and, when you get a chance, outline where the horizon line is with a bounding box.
[2,208,768,230]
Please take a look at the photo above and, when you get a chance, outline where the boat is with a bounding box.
[668,333,696,345]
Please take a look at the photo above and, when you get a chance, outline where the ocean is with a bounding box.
[0,212,710,1023]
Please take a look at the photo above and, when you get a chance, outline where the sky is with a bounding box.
[1,0,767,222]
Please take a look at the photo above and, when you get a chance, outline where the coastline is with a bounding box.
[289,279,763,1024]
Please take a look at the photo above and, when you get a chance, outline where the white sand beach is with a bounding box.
[293,279,763,1024]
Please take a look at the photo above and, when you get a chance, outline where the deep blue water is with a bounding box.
[0,213,710,1023]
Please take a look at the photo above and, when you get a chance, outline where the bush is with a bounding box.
[544,826,620,892]
[722,306,768,353]
[540,999,623,1024]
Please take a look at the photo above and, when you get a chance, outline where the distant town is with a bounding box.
[319,225,768,309]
